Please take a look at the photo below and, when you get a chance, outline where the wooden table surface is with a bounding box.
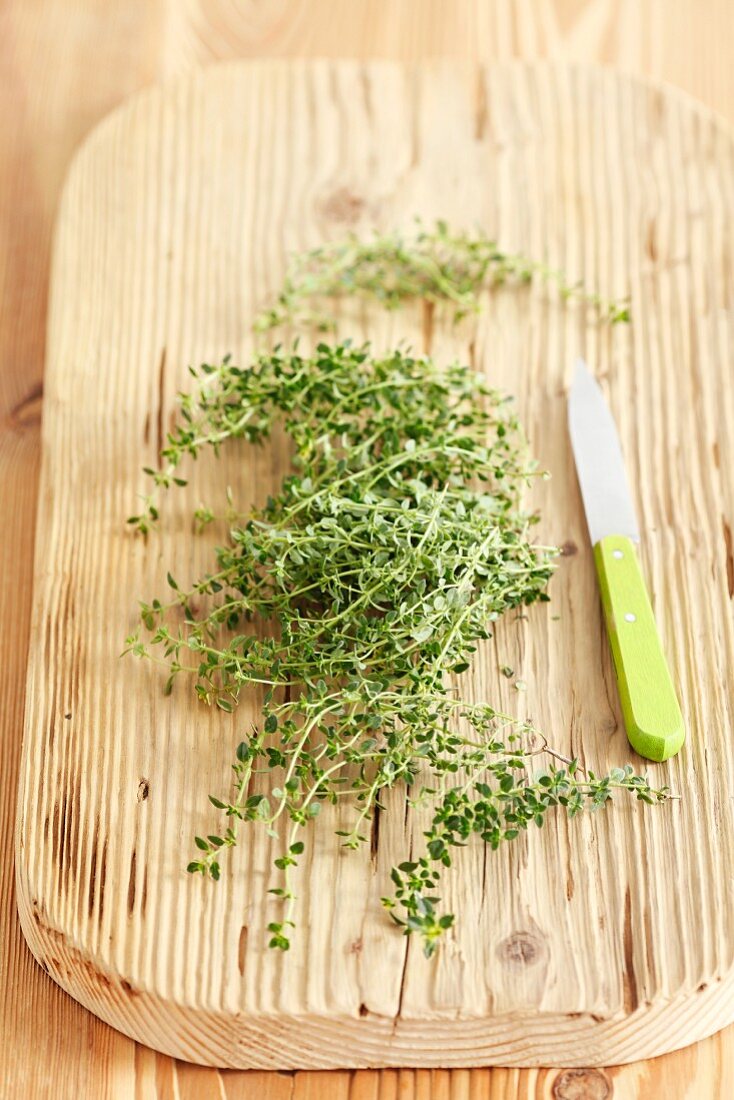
[2,3,733,1096]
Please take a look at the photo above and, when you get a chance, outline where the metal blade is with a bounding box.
[568,359,640,545]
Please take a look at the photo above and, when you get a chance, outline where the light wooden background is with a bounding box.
[2,2,733,1097]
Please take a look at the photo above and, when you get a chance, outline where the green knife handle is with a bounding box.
[593,534,684,762]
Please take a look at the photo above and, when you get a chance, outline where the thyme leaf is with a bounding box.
[254,220,631,333]
[127,341,666,957]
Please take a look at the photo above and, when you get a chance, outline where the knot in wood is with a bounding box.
[497,930,543,967]
[9,381,43,430]
[552,1068,612,1100]
[319,186,367,224]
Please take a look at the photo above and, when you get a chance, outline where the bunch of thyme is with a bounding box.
[127,341,666,956]
[254,221,631,333]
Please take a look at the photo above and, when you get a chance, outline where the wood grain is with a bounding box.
[14,58,734,1072]
[3,2,734,1097]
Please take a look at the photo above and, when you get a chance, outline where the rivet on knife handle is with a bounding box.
[593,534,684,762]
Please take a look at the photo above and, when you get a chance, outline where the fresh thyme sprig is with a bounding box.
[254,221,631,333]
[126,341,667,957]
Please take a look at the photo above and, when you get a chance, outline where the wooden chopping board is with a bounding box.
[15,60,734,1070]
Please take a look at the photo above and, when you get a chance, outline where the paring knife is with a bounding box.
[568,359,684,762]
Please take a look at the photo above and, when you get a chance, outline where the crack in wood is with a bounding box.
[87,823,100,919]
[127,849,137,916]
[622,887,639,1014]
[393,939,410,1031]
[422,300,434,355]
[723,518,734,598]
[369,803,381,860]
[156,347,166,463]
[238,925,248,976]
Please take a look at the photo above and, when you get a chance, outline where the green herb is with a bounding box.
[127,341,666,957]
[254,221,631,333]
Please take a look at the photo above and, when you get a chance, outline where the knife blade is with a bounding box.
[568,359,684,762]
